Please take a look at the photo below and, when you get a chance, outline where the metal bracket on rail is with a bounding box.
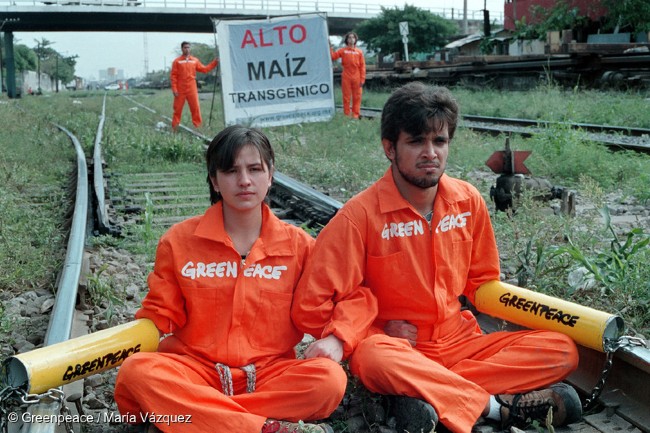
[486,136,575,214]
[583,335,647,411]
[0,387,75,433]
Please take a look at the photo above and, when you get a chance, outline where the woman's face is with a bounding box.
[346,34,357,46]
[210,144,273,213]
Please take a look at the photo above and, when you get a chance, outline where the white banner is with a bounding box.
[215,14,335,127]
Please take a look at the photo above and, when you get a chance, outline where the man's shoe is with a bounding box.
[261,420,333,433]
[497,382,582,428]
[388,395,438,433]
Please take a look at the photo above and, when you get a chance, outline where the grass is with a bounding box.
[0,99,74,294]
[1,82,648,339]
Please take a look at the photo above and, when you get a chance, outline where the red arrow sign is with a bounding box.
[485,150,531,175]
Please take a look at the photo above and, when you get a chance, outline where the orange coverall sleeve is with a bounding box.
[170,59,179,94]
[135,234,187,334]
[196,58,219,74]
[330,47,342,61]
[462,192,501,305]
[359,50,366,84]
[292,210,378,359]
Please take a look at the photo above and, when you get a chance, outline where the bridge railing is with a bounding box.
[2,0,503,22]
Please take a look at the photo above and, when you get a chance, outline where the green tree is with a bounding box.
[32,38,77,88]
[13,44,37,72]
[513,1,591,41]
[48,54,77,85]
[355,4,457,58]
[602,0,650,33]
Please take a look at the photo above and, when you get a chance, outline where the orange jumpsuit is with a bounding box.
[292,168,579,433]
[114,202,347,433]
[331,46,365,119]
[170,55,218,128]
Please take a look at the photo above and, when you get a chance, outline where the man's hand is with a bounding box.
[304,334,344,363]
[384,320,418,346]
[173,91,179,97]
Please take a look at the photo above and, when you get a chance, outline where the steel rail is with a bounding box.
[357,107,650,152]
[462,114,650,137]
[17,123,91,433]
[93,94,119,235]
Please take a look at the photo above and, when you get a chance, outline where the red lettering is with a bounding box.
[273,25,287,44]
[241,30,257,48]
[259,29,272,47]
[290,24,307,43]
[240,24,307,49]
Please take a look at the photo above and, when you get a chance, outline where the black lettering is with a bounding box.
[62,365,74,381]
[268,60,285,79]
[529,301,540,315]
[292,57,307,76]
[110,350,122,365]
[515,297,526,309]
[247,62,266,80]
[567,315,578,327]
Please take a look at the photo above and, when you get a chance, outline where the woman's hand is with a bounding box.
[304,334,344,363]
[384,320,418,346]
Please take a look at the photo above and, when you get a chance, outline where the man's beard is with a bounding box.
[394,148,443,189]
[397,166,441,189]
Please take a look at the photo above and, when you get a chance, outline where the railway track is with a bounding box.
[1,95,649,433]
[358,107,650,152]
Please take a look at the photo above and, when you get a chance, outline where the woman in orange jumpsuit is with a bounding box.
[114,126,345,433]
[331,32,366,119]
[292,82,581,433]
[170,41,218,130]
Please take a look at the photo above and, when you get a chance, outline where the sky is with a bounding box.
[14,0,504,81]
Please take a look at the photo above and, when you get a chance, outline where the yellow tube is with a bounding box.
[474,281,624,353]
[2,319,159,394]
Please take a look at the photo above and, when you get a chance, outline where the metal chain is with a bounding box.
[55,391,76,433]
[1,387,76,433]
[0,386,27,433]
[583,336,648,411]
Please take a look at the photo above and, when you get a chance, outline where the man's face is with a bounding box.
[382,126,449,189]
[182,44,191,56]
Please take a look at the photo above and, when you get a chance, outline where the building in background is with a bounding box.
[98,67,125,82]
[504,0,607,31]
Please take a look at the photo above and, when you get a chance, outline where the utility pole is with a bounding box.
[463,0,468,35]
[143,32,149,77]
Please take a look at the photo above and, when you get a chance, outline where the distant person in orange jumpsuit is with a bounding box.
[331,32,366,119]
[170,41,218,130]
[114,126,345,433]
[292,82,582,433]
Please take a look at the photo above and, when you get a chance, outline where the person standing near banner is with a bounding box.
[114,126,345,433]
[170,41,218,131]
[331,32,366,119]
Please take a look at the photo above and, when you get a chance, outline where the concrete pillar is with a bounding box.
[4,31,17,98]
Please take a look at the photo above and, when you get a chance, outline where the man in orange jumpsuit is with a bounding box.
[114,126,345,433]
[331,32,365,119]
[170,41,218,130]
[292,82,582,433]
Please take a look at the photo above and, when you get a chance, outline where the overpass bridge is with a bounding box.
[0,0,499,35]
[0,0,502,97]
